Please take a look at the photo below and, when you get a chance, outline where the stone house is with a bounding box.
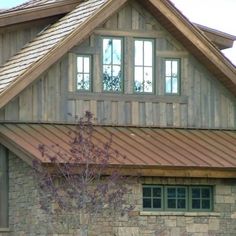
[0,0,236,235]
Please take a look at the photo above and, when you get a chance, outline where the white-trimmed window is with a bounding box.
[165,59,180,94]
[77,55,91,91]
[134,39,154,93]
[102,37,123,92]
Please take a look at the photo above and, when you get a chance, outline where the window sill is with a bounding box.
[140,211,220,217]
[0,228,10,232]
[68,92,188,103]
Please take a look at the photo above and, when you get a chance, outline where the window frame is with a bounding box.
[165,186,188,212]
[143,185,163,211]
[76,54,92,92]
[142,185,213,212]
[133,38,155,94]
[189,186,213,212]
[102,36,124,93]
[164,58,181,95]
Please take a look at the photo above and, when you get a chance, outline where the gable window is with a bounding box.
[134,39,154,93]
[102,37,123,92]
[165,59,180,94]
[77,55,91,91]
[143,185,213,212]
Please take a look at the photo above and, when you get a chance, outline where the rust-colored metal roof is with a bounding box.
[0,123,236,169]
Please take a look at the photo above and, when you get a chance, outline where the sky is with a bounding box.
[0,0,236,65]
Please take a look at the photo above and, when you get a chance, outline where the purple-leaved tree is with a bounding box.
[33,112,135,236]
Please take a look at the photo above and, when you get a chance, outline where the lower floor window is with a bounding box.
[143,185,213,212]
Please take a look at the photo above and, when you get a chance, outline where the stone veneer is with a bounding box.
[1,152,236,236]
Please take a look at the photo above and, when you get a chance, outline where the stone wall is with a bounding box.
[6,153,236,235]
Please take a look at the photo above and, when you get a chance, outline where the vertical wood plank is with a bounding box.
[118,101,125,125]
[173,103,180,127]
[67,100,76,122]
[90,100,97,123]
[131,101,139,126]
[125,102,131,125]
[111,101,118,125]
[68,53,76,92]
[145,102,153,126]
[19,87,33,121]
[4,98,19,121]
[159,102,167,127]
[103,100,111,124]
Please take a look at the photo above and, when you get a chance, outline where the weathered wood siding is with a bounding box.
[0,18,58,66]
[1,3,236,129]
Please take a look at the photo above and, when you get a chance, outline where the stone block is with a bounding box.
[118,227,139,236]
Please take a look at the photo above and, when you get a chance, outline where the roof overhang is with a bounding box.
[196,23,236,50]
[0,0,80,28]
[0,123,236,178]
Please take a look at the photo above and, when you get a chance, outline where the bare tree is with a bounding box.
[33,112,134,236]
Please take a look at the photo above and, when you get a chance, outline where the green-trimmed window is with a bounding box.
[102,37,123,92]
[77,55,91,91]
[165,59,180,94]
[134,39,154,93]
[166,186,187,211]
[143,186,162,210]
[143,185,213,212]
[190,186,213,211]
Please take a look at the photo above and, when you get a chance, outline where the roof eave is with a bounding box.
[0,0,80,28]
[195,23,236,50]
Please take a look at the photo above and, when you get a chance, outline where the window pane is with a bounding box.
[103,39,112,64]
[167,188,176,198]
[153,199,161,209]
[192,188,200,198]
[172,61,178,77]
[165,61,171,76]
[202,200,210,209]
[177,188,186,198]
[143,187,151,197]
[172,77,178,93]
[144,41,153,66]
[112,65,121,77]
[84,57,90,73]
[144,67,153,92]
[77,57,83,73]
[177,199,186,209]
[134,67,143,92]
[202,189,210,198]
[165,77,171,93]
[168,199,176,208]
[113,39,121,65]
[153,187,161,198]
[84,74,90,90]
[192,199,200,209]
[135,41,143,66]
[143,198,151,208]
[77,74,83,90]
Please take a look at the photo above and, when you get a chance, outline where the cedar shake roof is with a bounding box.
[0,0,107,94]
[3,0,62,12]
[0,0,235,109]
[0,124,236,178]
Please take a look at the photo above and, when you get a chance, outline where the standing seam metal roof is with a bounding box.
[0,0,107,93]
[0,124,236,168]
